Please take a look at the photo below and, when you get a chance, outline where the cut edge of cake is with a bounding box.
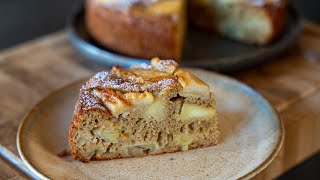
[188,0,288,45]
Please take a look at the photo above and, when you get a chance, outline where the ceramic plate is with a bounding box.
[17,69,284,179]
[67,3,302,72]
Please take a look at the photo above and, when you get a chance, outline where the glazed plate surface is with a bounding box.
[17,69,284,179]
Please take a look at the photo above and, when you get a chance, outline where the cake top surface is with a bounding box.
[78,58,211,116]
[93,0,284,9]
[93,0,183,15]
[94,0,159,8]
[197,0,282,5]
[84,58,181,93]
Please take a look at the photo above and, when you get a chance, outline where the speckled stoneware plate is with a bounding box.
[17,69,284,179]
[67,3,302,72]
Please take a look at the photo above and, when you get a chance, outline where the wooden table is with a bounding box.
[1,22,320,179]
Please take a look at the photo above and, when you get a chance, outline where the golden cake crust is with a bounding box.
[86,0,184,60]
[262,0,287,44]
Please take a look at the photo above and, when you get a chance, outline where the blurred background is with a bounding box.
[0,0,319,50]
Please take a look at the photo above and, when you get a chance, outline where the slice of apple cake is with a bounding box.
[69,58,219,162]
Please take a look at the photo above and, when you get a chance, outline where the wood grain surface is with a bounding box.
[0,22,319,179]
[0,157,28,180]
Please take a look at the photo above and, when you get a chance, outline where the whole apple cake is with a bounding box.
[69,58,219,162]
[86,0,287,60]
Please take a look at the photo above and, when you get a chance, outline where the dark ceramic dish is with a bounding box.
[67,3,303,72]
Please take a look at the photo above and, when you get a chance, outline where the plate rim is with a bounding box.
[66,2,303,72]
[16,79,85,180]
[16,71,284,180]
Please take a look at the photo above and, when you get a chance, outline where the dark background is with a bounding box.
[0,0,319,50]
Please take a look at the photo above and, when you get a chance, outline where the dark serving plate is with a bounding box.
[67,3,303,72]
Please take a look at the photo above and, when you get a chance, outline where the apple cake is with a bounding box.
[86,0,186,60]
[188,0,288,45]
[86,0,287,60]
[69,58,219,162]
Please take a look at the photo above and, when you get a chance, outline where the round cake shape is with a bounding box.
[86,0,186,61]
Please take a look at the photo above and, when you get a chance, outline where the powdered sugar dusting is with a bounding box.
[86,70,180,93]
[157,60,178,68]
[80,60,182,112]
[85,71,143,92]
[130,63,152,70]
[153,59,178,74]
[145,77,179,92]
[78,89,107,112]
[84,61,181,94]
